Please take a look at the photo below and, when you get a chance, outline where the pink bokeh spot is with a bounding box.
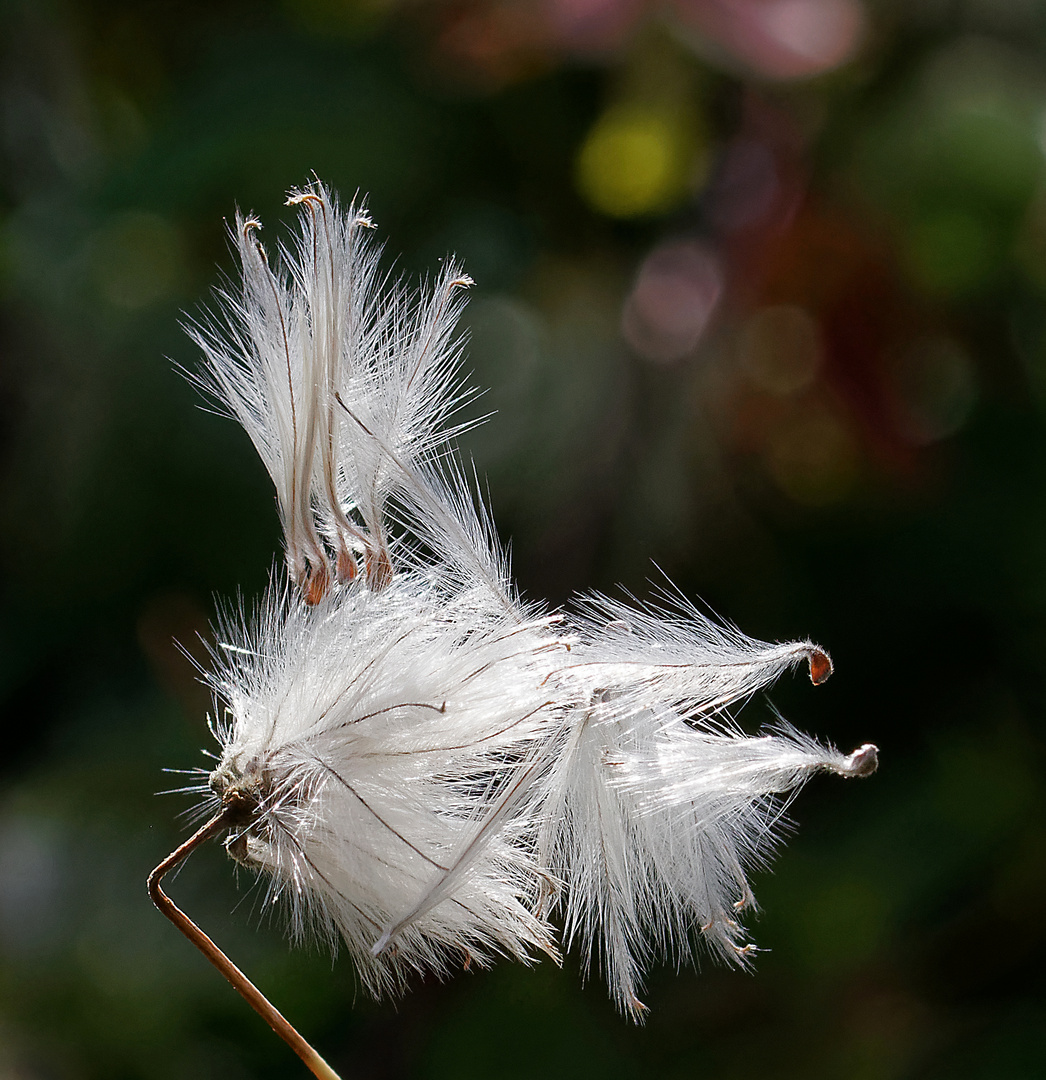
[541,0,648,53]
[622,240,723,362]
[673,0,865,80]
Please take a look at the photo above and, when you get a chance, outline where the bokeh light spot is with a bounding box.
[673,0,865,81]
[738,303,823,394]
[542,0,646,54]
[621,240,722,362]
[576,104,696,218]
[761,0,865,74]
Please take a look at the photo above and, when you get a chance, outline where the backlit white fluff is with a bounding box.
[182,180,876,1016]
[204,576,567,993]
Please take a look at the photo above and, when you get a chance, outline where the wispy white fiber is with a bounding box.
[180,180,877,1016]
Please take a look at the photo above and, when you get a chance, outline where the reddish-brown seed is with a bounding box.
[304,564,331,605]
[808,649,833,686]
[336,547,358,584]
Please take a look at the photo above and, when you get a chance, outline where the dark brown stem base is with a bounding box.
[148,810,342,1080]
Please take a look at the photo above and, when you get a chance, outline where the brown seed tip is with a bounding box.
[808,648,834,685]
[335,547,358,584]
[304,564,330,606]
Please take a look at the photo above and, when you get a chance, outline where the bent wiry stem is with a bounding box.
[148,809,343,1080]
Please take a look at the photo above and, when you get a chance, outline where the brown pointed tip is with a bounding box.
[304,564,331,606]
[844,743,879,777]
[808,648,834,686]
[335,548,358,584]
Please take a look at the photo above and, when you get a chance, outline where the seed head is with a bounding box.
[173,180,877,1017]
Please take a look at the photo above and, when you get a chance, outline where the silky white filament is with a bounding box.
[175,180,877,1020]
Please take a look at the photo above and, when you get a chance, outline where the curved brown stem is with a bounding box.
[148,810,343,1080]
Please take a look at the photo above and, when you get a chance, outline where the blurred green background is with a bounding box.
[2,0,1045,1076]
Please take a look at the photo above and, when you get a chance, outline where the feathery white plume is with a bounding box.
[163,180,877,1034]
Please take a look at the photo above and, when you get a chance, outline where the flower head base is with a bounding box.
[162,181,877,1037]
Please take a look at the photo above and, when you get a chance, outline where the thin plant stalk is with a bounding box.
[148,811,343,1080]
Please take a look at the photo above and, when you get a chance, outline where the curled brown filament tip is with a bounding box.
[148,810,343,1080]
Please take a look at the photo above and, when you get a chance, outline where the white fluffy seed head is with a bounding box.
[179,180,877,1014]
[203,575,570,991]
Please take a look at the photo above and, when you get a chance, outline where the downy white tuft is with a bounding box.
[154,180,877,1063]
